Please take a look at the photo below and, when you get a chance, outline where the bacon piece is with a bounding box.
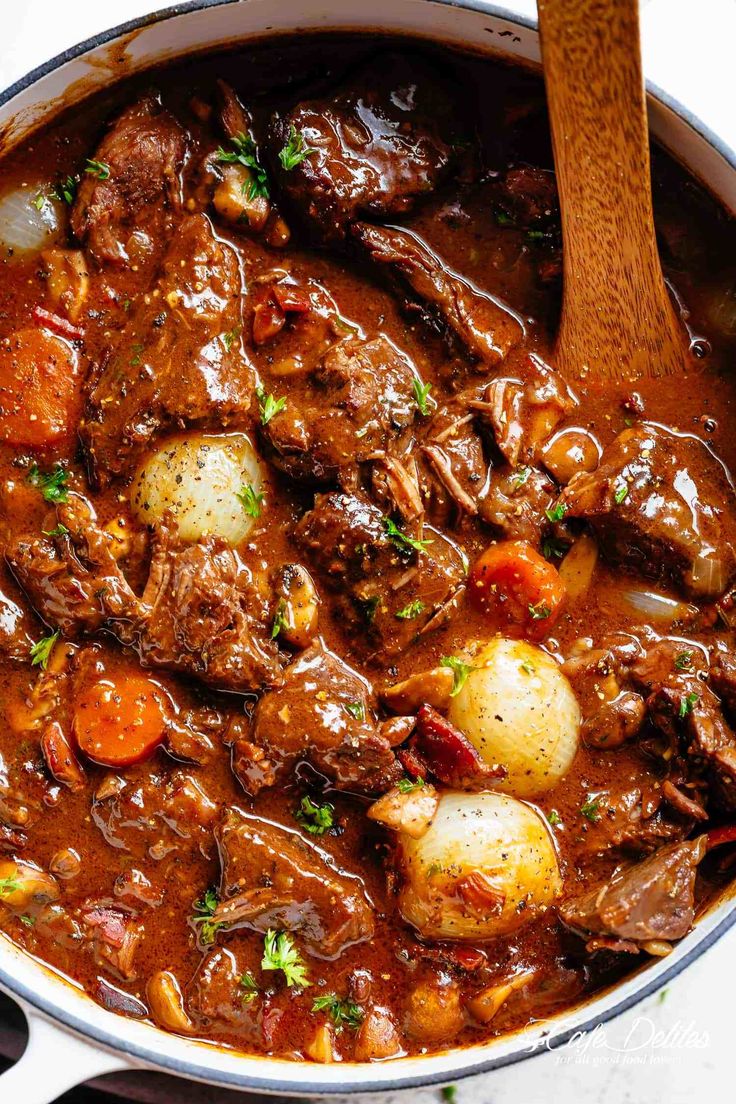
[32,305,84,341]
[411,704,506,789]
[41,720,86,792]
[272,282,311,313]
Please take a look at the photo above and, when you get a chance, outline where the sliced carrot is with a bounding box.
[468,539,566,639]
[0,327,80,447]
[73,674,168,768]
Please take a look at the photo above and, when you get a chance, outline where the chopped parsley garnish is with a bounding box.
[511,465,531,491]
[216,133,270,200]
[426,861,444,878]
[440,655,475,697]
[528,601,551,620]
[412,378,433,416]
[360,594,380,623]
[256,385,286,425]
[520,660,536,675]
[51,175,77,205]
[0,876,20,897]
[43,523,69,538]
[525,229,547,242]
[271,598,288,640]
[28,463,69,504]
[19,914,34,927]
[547,809,562,826]
[679,692,699,719]
[396,599,425,621]
[32,193,46,211]
[614,480,629,505]
[192,887,221,945]
[221,326,241,352]
[674,651,693,671]
[311,993,364,1032]
[545,501,567,524]
[397,776,425,794]
[261,928,310,988]
[580,796,602,823]
[344,701,365,721]
[383,517,433,555]
[494,210,515,228]
[240,973,259,1003]
[30,630,59,670]
[542,536,567,560]
[441,1087,458,1104]
[236,483,264,519]
[278,125,318,171]
[296,795,335,836]
[85,158,110,180]
[130,343,144,368]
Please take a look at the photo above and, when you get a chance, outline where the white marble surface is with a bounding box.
[1,2,734,1101]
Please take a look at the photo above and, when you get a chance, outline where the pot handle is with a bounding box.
[0,999,133,1103]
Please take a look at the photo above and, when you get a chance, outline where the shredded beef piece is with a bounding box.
[244,641,400,794]
[559,423,736,597]
[295,491,465,656]
[269,54,457,242]
[560,838,705,946]
[353,222,523,367]
[213,807,375,956]
[260,336,416,485]
[81,214,254,484]
[70,95,186,266]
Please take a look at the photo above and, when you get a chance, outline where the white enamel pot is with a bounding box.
[0,1,735,1100]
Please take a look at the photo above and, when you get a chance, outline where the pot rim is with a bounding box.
[0,0,735,1093]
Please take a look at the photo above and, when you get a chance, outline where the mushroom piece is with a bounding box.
[146,970,195,1033]
[380,667,454,715]
[367,783,439,839]
[272,563,320,650]
[0,859,60,911]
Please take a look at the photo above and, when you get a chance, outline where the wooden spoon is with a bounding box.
[537,0,688,381]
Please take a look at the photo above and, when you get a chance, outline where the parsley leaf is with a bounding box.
[261,928,310,988]
[520,660,536,675]
[440,655,475,697]
[494,210,515,228]
[614,480,629,505]
[396,599,425,620]
[30,630,59,670]
[580,796,602,823]
[236,483,264,519]
[0,876,20,897]
[240,973,259,1003]
[43,523,69,538]
[344,701,365,721]
[511,465,531,491]
[50,175,77,205]
[547,809,562,826]
[32,193,46,211]
[296,795,335,836]
[679,692,699,719]
[674,651,693,671]
[221,326,241,352]
[256,385,286,425]
[192,887,221,945]
[312,993,364,1032]
[542,536,567,560]
[397,776,425,794]
[545,501,567,524]
[271,598,288,640]
[528,601,551,620]
[278,125,318,171]
[85,158,110,180]
[383,517,433,555]
[412,378,433,416]
[216,133,270,199]
[441,1087,458,1104]
[28,463,69,504]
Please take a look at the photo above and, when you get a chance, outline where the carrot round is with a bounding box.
[468,539,566,639]
[73,675,168,767]
[0,327,80,447]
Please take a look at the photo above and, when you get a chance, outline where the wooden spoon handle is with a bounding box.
[538,0,685,381]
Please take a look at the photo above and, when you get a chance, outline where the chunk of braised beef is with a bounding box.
[402,705,506,790]
[81,214,254,485]
[577,779,692,859]
[295,491,465,656]
[0,566,37,661]
[268,54,457,242]
[186,946,262,1034]
[710,652,736,718]
[246,641,400,794]
[70,94,186,266]
[416,392,490,524]
[562,634,647,750]
[213,806,375,956]
[648,674,736,801]
[259,336,416,485]
[479,465,557,546]
[560,838,705,947]
[470,353,574,468]
[559,423,736,597]
[494,166,559,230]
[353,222,523,367]
[123,519,282,693]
